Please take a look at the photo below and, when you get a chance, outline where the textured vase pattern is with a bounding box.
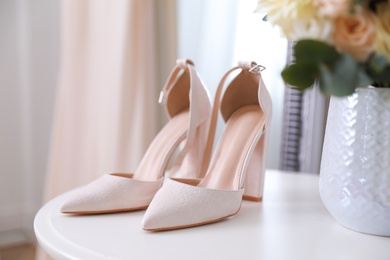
[320,88,390,236]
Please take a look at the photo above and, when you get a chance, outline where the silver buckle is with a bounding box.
[249,64,266,74]
[158,91,165,104]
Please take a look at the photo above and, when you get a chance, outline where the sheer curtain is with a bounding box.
[37,0,176,259]
[0,0,59,245]
[177,0,239,96]
[44,0,161,203]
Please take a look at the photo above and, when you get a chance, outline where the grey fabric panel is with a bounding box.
[279,41,303,171]
[279,41,328,173]
[280,86,303,171]
[300,84,328,174]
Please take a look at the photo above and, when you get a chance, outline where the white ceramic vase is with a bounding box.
[320,88,390,236]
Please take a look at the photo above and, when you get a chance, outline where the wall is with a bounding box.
[0,0,59,244]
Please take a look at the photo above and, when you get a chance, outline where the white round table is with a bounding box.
[34,170,390,260]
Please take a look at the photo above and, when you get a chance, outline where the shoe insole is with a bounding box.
[133,110,190,181]
[198,105,265,190]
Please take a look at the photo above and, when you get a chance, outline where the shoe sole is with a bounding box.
[61,205,148,215]
[143,204,244,232]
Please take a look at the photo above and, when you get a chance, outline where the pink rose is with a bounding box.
[332,10,376,62]
[315,0,350,18]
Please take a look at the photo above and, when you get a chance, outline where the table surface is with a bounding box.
[34,170,390,260]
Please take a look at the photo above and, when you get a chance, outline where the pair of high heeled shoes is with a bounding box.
[61,59,272,231]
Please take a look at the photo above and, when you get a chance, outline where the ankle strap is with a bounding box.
[159,59,195,105]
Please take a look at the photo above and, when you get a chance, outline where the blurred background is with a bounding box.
[0,0,327,259]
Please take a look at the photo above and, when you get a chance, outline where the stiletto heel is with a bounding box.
[60,59,211,214]
[142,61,272,231]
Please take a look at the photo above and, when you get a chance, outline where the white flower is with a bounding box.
[257,0,333,41]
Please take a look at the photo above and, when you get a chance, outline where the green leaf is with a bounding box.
[366,53,388,74]
[356,66,372,88]
[365,54,390,83]
[318,54,359,97]
[281,62,317,90]
[294,40,339,64]
[369,66,390,82]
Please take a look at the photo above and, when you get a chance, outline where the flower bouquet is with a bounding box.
[257,0,390,236]
[256,0,390,97]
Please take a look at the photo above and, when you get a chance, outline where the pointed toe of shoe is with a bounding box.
[60,174,163,214]
[142,210,164,231]
[60,187,102,214]
[142,180,186,230]
[59,182,115,214]
[60,195,85,213]
[142,179,244,231]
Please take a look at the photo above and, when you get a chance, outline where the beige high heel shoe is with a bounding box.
[142,61,272,231]
[61,59,212,214]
